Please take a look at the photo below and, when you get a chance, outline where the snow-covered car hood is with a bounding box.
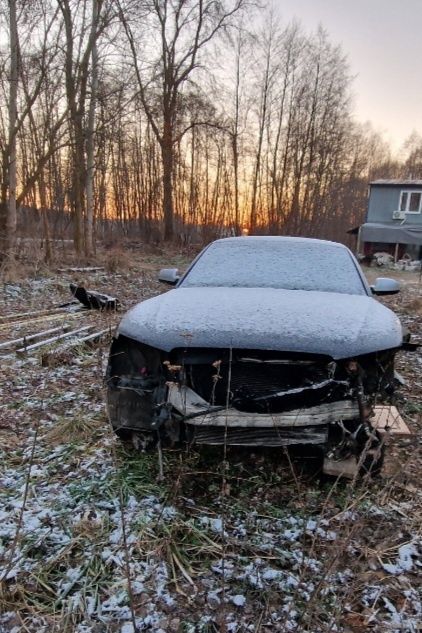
[117,287,402,359]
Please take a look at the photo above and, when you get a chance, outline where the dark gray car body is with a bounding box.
[118,285,402,359]
[118,237,402,357]
[107,236,404,474]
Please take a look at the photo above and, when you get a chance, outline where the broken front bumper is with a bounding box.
[167,383,409,462]
[167,383,360,447]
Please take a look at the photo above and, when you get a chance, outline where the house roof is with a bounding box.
[370,179,422,187]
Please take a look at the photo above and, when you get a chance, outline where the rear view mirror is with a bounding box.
[158,268,180,285]
[371,277,400,296]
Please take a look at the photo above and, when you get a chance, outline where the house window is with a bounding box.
[399,190,422,214]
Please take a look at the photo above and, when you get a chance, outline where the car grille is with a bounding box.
[181,350,350,414]
[230,361,326,396]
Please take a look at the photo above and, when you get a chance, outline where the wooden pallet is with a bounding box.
[371,406,411,435]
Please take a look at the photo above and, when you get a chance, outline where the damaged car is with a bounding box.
[106,236,406,476]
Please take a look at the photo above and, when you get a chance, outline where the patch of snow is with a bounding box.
[231,594,246,607]
[283,528,302,541]
[131,580,145,595]
[382,543,419,575]
[262,567,282,582]
[199,515,225,535]
[207,589,222,606]
[211,559,235,579]
[161,505,177,520]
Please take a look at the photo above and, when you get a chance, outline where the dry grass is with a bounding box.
[42,414,105,444]
[0,253,421,632]
[405,296,422,314]
[1,399,421,631]
[101,247,136,274]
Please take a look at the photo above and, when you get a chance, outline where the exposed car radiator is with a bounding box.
[185,354,350,413]
[190,424,328,446]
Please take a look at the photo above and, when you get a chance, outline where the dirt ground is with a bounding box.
[0,251,421,633]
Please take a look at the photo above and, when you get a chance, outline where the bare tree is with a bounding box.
[85,0,99,255]
[401,132,422,178]
[228,26,248,235]
[0,0,65,260]
[0,1,407,258]
[0,0,18,260]
[57,0,114,254]
[249,14,278,233]
[119,0,246,240]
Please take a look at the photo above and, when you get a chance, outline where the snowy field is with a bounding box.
[0,258,421,632]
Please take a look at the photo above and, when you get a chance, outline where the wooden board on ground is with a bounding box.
[41,328,113,366]
[323,456,358,479]
[16,325,93,356]
[0,306,83,324]
[0,310,86,332]
[0,325,72,351]
[58,267,105,272]
[371,406,411,435]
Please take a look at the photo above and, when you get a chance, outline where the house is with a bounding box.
[353,179,422,261]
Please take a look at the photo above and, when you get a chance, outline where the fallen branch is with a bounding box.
[16,325,93,356]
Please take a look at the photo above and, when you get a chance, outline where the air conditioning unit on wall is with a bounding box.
[392,210,405,220]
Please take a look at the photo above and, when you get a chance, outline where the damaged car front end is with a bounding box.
[106,236,406,477]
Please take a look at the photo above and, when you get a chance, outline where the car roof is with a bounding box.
[212,235,348,249]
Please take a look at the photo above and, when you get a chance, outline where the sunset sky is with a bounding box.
[277,0,422,153]
[1,1,420,154]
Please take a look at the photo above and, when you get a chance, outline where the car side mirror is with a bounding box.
[371,277,400,296]
[158,268,180,285]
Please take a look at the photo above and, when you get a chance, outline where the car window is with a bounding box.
[180,240,367,295]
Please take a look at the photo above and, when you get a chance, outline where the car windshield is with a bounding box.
[181,239,367,295]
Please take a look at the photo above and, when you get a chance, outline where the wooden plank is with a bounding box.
[57,266,104,272]
[0,325,72,351]
[371,405,411,435]
[323,456,358,479]
[0,307,77,323]
[16,325,93,356]
[64,327,112,346]
[168,385,360,428]
[41,328,113,366]
[0,311,86,331]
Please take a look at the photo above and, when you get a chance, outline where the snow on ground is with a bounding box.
[0,260,421,632]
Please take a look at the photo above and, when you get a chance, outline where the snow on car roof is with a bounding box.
[213,235,348,248]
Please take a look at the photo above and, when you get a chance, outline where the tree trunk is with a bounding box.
[250,35,271,234]
[85,0,99,256]
[162,118,174,240]
[38,176,52,263]
[72,123,85,253]
[2,0,18,260]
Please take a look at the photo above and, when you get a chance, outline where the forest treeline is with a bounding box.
[1,0,422,261]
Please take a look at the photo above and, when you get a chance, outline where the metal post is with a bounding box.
[356,225,362,256]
